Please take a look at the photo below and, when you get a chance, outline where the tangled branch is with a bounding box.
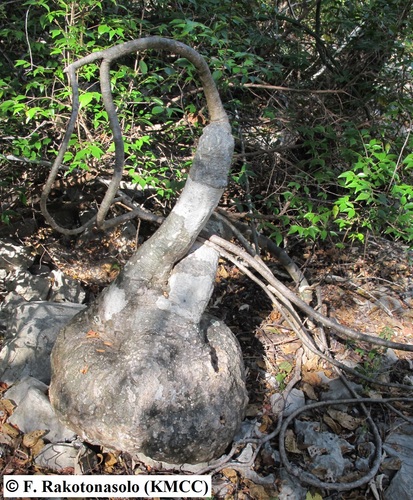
[41,37,226,235]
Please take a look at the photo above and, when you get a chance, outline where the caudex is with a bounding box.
[44,37,248,465]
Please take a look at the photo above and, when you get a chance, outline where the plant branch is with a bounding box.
[207,235,413,353]
[41,37,228,235]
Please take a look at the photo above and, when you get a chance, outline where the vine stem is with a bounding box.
[208,234,413,353]
[41,37,228,234]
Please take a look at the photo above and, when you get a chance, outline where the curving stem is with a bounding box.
[41,37,231,234]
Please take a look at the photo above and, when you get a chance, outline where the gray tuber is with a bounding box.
[48,37,248,464]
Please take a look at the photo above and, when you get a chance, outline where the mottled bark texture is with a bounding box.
[49,38,248,464]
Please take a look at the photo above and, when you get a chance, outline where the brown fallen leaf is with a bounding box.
[259,414,273,433]
[301,382,318,400]
[285,429,302,454]
[303,353,322,371]
[327,408,364,430]
[103,452,118,473]
[280,341,301,355]
[217,264,229,279]
[323,413,342,434]
[301,371,322,386]
[1,422,20,438]
[244,479,273,500]
[221,468,238,483]
[0,398,16,415]
[31,439,46,457]
[23,430,47,448]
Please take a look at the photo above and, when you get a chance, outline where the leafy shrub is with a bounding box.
[0,0,412,248]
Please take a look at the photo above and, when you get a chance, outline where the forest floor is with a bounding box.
[0,170,413,499]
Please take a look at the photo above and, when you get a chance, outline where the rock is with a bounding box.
[0,301,85,384]
[384,465,413,499]
[28,263,52,276]
[0,293,25,334]
[355,442,375,471]
[4,269,86,304]
[294,420,353,482]
[0,240,34,271]
[35,442,97,472]
[384,348,399,365]
[5,377,76,443]
[5,270,51,301]
[236,443,255,463]
[48,269,86,303]
[383,422,413,499]
[383,423,413,469]
[4,376,48,404]
[0,219,38,240]
[271,388,305,417]
[321,378,363,403]
[277,468,307,500]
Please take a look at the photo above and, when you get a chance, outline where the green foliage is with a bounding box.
[354,326,394,378]
[274,361,293,390]
[335,135,413,242]
[0,0,412,246]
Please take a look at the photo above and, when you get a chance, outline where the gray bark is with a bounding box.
[49,38,248,464]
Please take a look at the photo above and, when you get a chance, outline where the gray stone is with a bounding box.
[384,348,399,366]
[4,377,76,443]
[48,269,86,303]
[0,293,25,333]
[35,443,96,472]
[383,423,413,468]
[271,388,305,417]
[0,301,85,384]
[277,468,307,500]
[6,270,51,301]
[0,240,34,271]
[321,378,363,402]
[5,377,76,443]
[384,465,413,499]
[383,422,413,499]
[4,376,48,404]
[294,420,353,482]
[4,269,85,304]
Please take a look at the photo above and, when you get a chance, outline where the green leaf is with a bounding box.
[79,92,99,108]
[355,192,372,202]
[278,361,293,373]
[89,145,104,159]
[212,70,222,81]
[306,492,323,500]
[98,24,111,35]
[139,60,148,74]
[152,105,164,115]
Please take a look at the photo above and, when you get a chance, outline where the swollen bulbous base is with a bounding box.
[49,308,248,464]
